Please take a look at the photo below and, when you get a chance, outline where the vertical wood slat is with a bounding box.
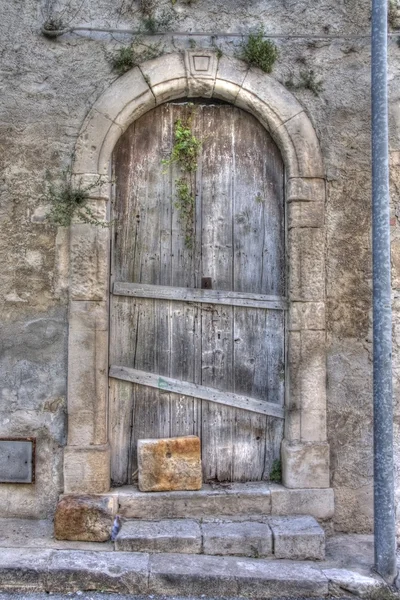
[110,101,285,485]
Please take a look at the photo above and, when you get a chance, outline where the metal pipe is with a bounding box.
[371,0,397,584]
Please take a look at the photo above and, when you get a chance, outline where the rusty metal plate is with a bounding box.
[0,438,35,483]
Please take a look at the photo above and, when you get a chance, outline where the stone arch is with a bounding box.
[64,51,329,495]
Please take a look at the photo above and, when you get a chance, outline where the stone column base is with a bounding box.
[281,440,330,489]
[64,444,111,494]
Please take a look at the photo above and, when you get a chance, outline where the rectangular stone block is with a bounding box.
[118,482,271,519]
[289,302,326,332]
[0,548,51,591]
[281,440,330,489]
[301,410,327,443]
[68,301,108,446]
[116,519,201,554]
[287,177,325,230]
[201,521,273,557]
[268,516,325,560]
[138,436,202,492]
[148,553,328,598]
[64,445,110,494]
[70,204,109,301]
[269,485,334,520]
[46,550,149,594]
[288,227,325,301]
[288,200,325,229]
[287,178,326,203]
[54,494,116,542]
[287,330,327,441]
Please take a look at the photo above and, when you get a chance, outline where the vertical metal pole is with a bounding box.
[372,0,397,584]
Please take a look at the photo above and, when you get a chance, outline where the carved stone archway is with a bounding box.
[64,51,329,495]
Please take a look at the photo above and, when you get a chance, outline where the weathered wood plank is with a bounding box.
[113,282,286,310]
[109,366,285,419]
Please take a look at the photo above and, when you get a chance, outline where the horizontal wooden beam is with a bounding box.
[113,282,286,310]
[109,365,285,419]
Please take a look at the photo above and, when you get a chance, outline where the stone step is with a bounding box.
[114,482,334,520]
[115,515,325,560]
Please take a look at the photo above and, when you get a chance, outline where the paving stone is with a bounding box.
[201,521,272,557]
[118,482,271,518]
[46,550,149,594]
[268,515,325,560]
[54,495,115,542]
[138,436,202,492]
[0,548,51,591]
[148,553,329,597]
[322,568,385,598]
[115,519,201,554]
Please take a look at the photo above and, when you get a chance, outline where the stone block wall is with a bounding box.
[0,0,399,533]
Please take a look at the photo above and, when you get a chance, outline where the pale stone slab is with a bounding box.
[117,482,272,519]
[289,302,326,332]
[201,521,273,557]
[137,436,202,492]
[140,53,188,105]
[149,553,329,598]
[289,227,325,301]
[281,440,330,489]
[287,177,326,203]
[269,485,334,519]
[240,69,303,124]
[185,50,218,97]
[91,67,149,123]
[63,445,110,494]
[276,111,325,178]
[70,210,109,301]
[54,495,115,542]
[46,550,149,594]
[287,330,327,421]
[322,568,384,598]
[68,301,108,446]
[0,548,51,591]
[269,516,325,560]
[115,519,201,554]
[288,200,325,229]
[74,109,122,174]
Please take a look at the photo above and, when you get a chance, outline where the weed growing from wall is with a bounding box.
[111,38,163,74]
[285,69,324,97]
[162,109,202,249]
[240,28,278,73]
[44,172,110,228]
[388,0,400,29]
[269,459,282,483]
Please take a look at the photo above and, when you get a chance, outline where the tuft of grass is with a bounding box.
[269,459,282,483]
[240,28,278,73]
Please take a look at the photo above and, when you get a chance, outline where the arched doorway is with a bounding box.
[108,100,285,485]
[64,52,330,496]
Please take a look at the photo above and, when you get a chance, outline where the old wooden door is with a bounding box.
[109,101,285,486]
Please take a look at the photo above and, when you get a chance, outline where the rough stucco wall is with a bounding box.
[0,0,399,531]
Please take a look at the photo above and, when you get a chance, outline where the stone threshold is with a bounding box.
[0,547,390,598]
[84,482,335,521]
